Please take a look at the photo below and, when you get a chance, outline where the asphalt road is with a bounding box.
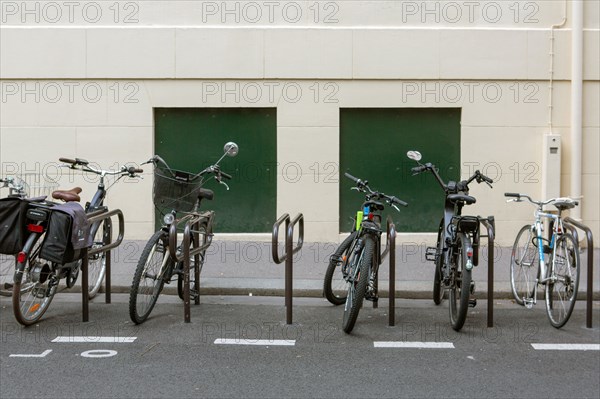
[1,294,599,399]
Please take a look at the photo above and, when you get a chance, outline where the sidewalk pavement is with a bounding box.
[86,240,599,299]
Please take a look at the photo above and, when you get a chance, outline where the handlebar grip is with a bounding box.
[390,196,408,207]
[411,165,427,174]
[344,172,360,183]
[504,192,520,198]
[59,157,77,164]
[482,174,494,184]
[220,171,232,180]
[128,167,144,174]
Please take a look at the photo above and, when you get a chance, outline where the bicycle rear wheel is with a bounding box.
[510,224,539,306]
[449,233,471,332]
[12,232,58,326]
[342,236,373,334]
[0,255,15,296]
[129,230,171,324]
[324,231,358,305]
[177,221,210,303]
[545,233,580,328]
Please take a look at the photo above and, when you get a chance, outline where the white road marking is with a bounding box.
[80,350,118,358]
[531,344,600,351]
[374,341,455,349]
[214,339,295,346]
[10,349,52,358]
[51,336,137,343]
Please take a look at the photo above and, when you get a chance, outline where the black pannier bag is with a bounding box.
[40,202,92,264]
[0,197,27,255]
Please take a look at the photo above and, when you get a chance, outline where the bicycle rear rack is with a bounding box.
[81,208,125,322]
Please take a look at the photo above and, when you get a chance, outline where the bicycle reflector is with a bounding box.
[27,224,44,233]
[466,247,473,258]
[368,212,374,221]
[17,252,27,264]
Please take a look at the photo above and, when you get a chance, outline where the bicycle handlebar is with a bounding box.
[504,192,579,208]
[60,157,142,177]
[345,172,408,208]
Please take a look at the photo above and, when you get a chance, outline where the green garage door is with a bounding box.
[340,108,461,232]
[154,108,276,232]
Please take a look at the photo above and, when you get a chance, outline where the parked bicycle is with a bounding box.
[0,175,58,296]
[407,150,493,331]
[129,142,238,324]
[9,159,141,325]
[323,173,407,333]
[505,193,580,328]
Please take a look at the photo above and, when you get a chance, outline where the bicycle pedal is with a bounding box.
[425,247,438,262]
[365,291,379,302]
[468,298,477,308]
[524,298,534,309]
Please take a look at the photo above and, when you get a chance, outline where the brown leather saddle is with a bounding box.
[52,187,82,202]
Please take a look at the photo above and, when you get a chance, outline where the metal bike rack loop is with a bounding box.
[81,208,125,322]
[564,217,595,328]
[168,212,214,323]
[272,213,304,325]
[380,216,397,326]
[479,216,496,328]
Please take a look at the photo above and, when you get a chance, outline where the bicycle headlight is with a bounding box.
[163,213,175,225]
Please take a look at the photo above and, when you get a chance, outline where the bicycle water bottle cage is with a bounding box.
[448,194,476,205]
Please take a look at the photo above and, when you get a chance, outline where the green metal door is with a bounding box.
[340,108,461,232]
[154,108,276,232]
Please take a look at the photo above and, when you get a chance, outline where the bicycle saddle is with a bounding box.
[448,194,476,205]
[552,199,578,211]
[198,188,214,201]
[52,187,82,202]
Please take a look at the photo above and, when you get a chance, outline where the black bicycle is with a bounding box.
[407,150,493,331]
[324,173,407,333]
[0,174,58,296]
[129,142,238,324]
[10,159,141,325]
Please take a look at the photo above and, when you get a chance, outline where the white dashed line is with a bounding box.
[214,339,296,346]
[374,341,455,349]
[51,336,137,343]
[531,344,600,351]
[10,350,52,358]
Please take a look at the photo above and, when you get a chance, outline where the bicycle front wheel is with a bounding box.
[12,233,58,326]
[129,230,172,324]
[449,233,471,332]
[510,224,539,306]
[433,218,444,305]
[324,231,358,305]
[545,233,580,328]
[342,235,373,334]
[87,220,109,299]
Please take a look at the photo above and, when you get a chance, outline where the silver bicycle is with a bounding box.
[505,193,580,328]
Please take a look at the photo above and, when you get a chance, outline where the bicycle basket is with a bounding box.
[153,166,203,212]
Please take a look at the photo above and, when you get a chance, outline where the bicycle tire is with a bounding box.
[545,233,580,328]
[323,231,358,305]
[342,235,373,334]
[12,232,58,326]
[129,230,171,324]
[449,233,471,332]
[177,221,210,303]
[433,218,444,305]
[0,255,15,296]
[87,220,108,299]
[510,224,539,306]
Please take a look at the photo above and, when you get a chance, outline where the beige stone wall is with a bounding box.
[1,1,598,245]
